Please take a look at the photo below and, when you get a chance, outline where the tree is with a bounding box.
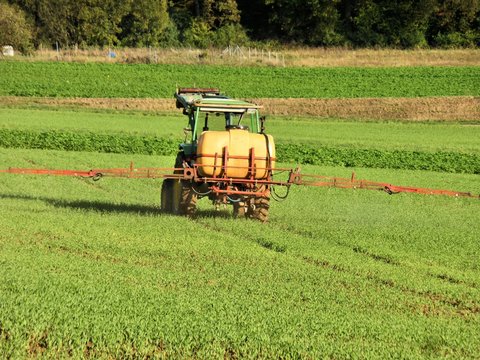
[427,0,480,47]
[183,18,213,47]
[236,0,271,40]
[338,0,359,40]
[261,0,343,45]
[170,0,241,30]
[202,0,240,28]
[169,0,202,31]
[171,0,244,47]
[352,0,436,47]
[10,0,82,47]
[0,2,33,53]
[119,0,170,47]
[77,0,130,47]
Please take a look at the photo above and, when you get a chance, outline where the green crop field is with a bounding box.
[0,148,479,358]
[1,58,479,358]
[0,62,479,98]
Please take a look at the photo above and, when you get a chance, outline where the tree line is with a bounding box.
[1,0,479,53]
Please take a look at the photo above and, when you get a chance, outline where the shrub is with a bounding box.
[183,20,213,49]
[213,24,249,47]
[0,3,33,54]
[433,31,480,48]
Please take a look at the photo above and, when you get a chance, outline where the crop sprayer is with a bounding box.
[1,88,478,222]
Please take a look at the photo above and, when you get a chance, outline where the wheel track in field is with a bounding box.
[192,216,480,318]
[2,184,479,317]
[192,215,287,254]
[270,221,480,317]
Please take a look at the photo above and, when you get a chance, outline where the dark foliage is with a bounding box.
[3,0,479,48]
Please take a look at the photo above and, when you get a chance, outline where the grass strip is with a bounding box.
[1,129,478,174]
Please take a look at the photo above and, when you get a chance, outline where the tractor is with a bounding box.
[161,88,275,221]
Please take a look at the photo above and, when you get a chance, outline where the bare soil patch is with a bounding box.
[253,96,480,121]
[1,96,478,121]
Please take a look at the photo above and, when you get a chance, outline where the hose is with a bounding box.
[191,185,212,196]
[271,185,290,202]
[227,195,242,203]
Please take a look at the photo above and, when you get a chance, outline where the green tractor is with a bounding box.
[161,88,276,221]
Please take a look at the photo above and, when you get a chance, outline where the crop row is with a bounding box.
[1,129,478,174]
[278,143,480,174]
[0,129,179,156]
[0,62,479,98]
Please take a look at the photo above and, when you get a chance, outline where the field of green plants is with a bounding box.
[1,62,479,98]
[1,146,479,358]
[1,59,479,358]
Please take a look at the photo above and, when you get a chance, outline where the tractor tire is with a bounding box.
[232,201,246,218]
[247,196,270,222]
[173,152,197,217]
[161,179,173,212]
[170,180,182,214]
[161,179,183,214]
[179,181,197,217]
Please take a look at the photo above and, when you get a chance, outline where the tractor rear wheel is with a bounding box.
[170,180,183,214]
[247,196,270,222]
[179,181,197,217]
[169,152,198,217]
[161,179,184,214]
[161,179,173,212]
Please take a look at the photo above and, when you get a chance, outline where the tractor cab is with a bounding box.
[174,88,264,158]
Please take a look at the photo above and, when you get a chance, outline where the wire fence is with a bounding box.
[32,44,287,66]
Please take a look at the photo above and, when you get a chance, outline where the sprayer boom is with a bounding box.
[1,163,477,199]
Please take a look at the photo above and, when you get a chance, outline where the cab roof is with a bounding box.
[175,88,261,113]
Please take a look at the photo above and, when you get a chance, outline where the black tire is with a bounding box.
[170,180,182,214]
[174,152,197,217]
[247,196,270,222]
[179,181,197,217]
[161,179,173,212]
[161,179,183,214]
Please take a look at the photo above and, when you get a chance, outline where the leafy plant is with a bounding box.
[0,148,479,358]
[1,129,478,174]
[1,62,478,99]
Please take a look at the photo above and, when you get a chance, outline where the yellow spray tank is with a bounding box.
[196,129,275,179]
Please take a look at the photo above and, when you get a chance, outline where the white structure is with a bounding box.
[2,46,14,56]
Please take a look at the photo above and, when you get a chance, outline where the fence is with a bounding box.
[33,45,287,66]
